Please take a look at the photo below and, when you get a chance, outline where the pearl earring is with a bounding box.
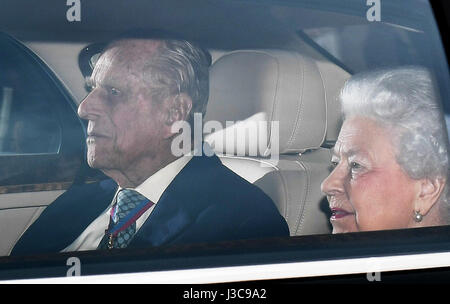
[414,211,423,223]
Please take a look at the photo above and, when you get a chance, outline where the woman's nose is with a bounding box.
[321,164,346,196]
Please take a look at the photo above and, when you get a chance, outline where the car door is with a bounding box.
[0,0,449,286]
[0,32,86,256]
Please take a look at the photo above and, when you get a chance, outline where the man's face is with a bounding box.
[77,41,168,174]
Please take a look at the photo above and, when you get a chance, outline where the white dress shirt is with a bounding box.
[62,155,193,252]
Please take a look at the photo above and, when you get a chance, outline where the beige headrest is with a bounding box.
[204,49,348,156]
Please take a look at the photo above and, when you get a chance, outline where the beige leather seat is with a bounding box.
[205,49,350,236]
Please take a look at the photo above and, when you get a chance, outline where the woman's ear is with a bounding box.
[414,177,446,216]
[163,93,192,139]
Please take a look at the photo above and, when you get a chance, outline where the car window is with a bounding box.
[0,38,61,155]
[0,33,88,257]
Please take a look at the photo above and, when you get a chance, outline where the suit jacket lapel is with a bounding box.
[10,178,118,256]
[128,154,222,248]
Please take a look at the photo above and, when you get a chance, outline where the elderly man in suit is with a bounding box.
[11,32,289,255]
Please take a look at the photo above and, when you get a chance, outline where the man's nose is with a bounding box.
[321,164,346,196]
[78,91,101,120]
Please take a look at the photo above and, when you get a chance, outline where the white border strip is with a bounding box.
[2,251,450,284]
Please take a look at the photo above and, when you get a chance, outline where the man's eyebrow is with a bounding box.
[331,147,338,158]
[85,76,96,89]
[344,148,369,159]
[331,144,342,157]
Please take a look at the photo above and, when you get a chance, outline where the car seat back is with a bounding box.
[205,50,350,235]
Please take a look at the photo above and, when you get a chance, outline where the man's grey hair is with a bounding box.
[141,38,210,128]
[340,66,449,220]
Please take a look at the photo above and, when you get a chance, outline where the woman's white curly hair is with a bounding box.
[340,66,449,222]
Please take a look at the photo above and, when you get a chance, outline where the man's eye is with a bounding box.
[85,76,97,92]
[110,87,120,96]
[85,83,95,92]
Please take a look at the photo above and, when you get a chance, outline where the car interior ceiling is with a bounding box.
[2,1,369,44]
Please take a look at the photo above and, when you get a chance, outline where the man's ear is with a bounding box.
[163,93,192,139]
[414,177,446,216]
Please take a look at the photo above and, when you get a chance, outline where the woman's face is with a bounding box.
[321,116,421,233]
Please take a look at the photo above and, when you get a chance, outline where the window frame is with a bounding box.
[0,32,88,194]
[1,225,450,281]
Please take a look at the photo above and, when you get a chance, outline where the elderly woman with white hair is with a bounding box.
[321,66,449,233]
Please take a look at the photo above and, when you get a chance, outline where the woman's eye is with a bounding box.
[350,162,361,169]
[349,162,364,178]
[330,160,339,171]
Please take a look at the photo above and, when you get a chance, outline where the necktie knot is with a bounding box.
[114,189,149,223]
[97,189,153,250]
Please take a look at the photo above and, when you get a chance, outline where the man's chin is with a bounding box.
[86,154,106,170]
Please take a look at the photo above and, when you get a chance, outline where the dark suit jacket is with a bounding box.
[11,154,289,256]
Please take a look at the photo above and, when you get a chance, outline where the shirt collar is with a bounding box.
[117,155,192,204]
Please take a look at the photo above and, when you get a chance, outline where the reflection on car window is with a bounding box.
[303,23,433,74]
[0,40,61,155]
[446,115,450,139]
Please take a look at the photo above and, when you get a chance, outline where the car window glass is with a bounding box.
[0,39,61,155]
[303,23,433,73]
